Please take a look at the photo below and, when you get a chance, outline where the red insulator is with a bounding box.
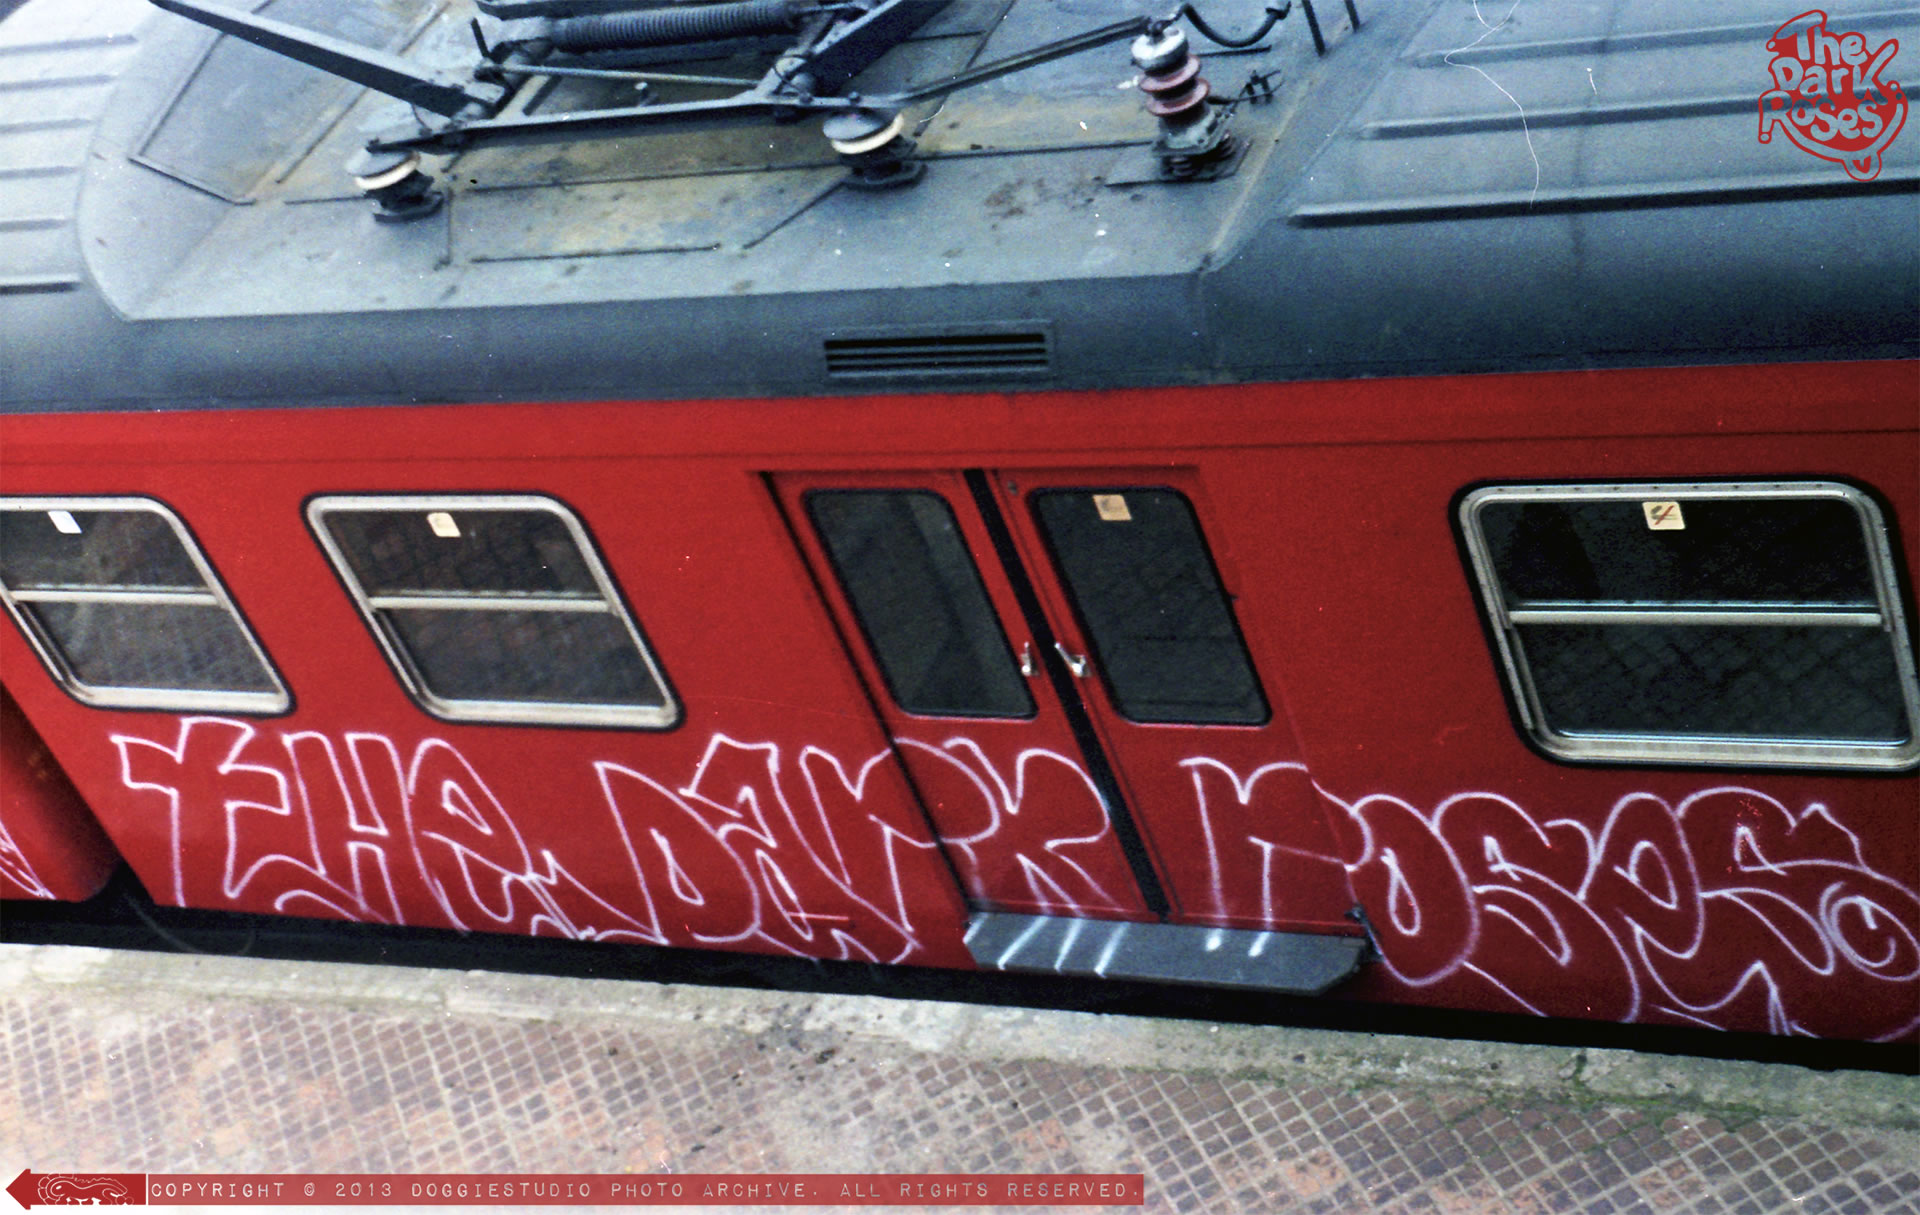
[1131,24,1235,176]
[1133,28,1213,128]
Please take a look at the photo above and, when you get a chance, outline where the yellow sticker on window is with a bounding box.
[1093,494,1132,522]
[427,511,461,538]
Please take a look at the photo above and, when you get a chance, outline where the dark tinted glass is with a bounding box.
[1032,490,1266,725]
[1480,498,1876,605]
[384,609,667,706]
[808,491,1032,718]
[1522,624,1908,742]
[0,510,203,589]
[324,509,599,596]
[29,602,280,693]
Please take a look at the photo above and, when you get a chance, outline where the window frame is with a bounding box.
[1028,485,1271,728]
[306,493,679,729]
[0,496,291,714]
[1458,481,1920,770]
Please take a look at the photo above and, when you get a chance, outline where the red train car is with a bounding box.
[2,0,1916,1042]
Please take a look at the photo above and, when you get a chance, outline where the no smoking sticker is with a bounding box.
[1643,501,1686,530]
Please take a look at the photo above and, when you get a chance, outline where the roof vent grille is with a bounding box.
[824,327,1052,380]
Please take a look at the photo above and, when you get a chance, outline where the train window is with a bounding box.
[307,496,677,728]
[0,499,289,712]
[807,491,1034,718]
[1031,489,1268,725]
[1460,483,1920,769]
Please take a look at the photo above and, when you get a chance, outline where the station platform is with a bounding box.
[1,942,1916,1214]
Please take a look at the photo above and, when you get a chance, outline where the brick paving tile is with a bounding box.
[3,975,1918,1215]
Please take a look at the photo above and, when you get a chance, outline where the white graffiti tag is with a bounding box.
[0,813,53,899]
[105,717,1920,1038]
[592,735,944,961]
[110,719,953,964]
[894,737,1133,915]
[1177,758,1351,927]
[1314,782,1920,1040]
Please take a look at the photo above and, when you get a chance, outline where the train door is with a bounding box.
[775,470,1157,922]
[988,468,1354,932]
[774,469,1364,991]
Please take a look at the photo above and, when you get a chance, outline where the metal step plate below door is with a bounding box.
[965,912,1368,994]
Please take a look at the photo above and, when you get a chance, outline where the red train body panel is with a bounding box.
[0,687,118,901]
[3,0,1917,1043]
[3,361,1915,1040]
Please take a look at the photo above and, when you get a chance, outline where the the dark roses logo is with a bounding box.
[1758,10,1906,180]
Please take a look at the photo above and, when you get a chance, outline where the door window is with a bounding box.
[807,490,1033,718]
[1031,489,1268,725]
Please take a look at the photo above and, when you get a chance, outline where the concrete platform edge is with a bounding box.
[5,943,1915,1134]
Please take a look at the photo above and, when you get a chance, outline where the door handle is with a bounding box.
[1054,642,1088,678]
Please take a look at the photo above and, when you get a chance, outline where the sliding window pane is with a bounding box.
[1522,623,1908,742]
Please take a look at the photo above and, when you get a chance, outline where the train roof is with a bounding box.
[1,0,1916,412]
